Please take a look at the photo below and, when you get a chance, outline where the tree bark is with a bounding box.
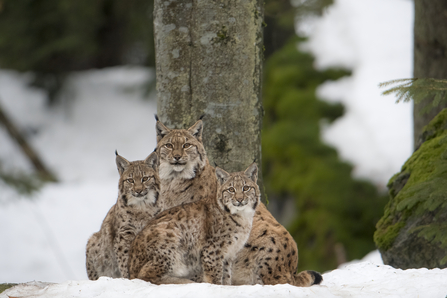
[413,0,447,148]
[154,0,264,186]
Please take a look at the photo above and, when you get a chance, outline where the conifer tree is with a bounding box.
[0,0,155,104]
[262,37,387,272]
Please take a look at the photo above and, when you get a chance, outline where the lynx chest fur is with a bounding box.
[86,152,160,280]
[128,164,260,285]
[155,118,216,210]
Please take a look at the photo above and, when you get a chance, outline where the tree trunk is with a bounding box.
[413,0,447,148]
[154,0,264,188]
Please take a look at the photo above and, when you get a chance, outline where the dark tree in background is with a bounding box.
[0,0,155,190]
[413,0,447,148]
[0,0,155,104]
[262,37,387,272]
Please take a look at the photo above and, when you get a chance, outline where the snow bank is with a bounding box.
[3,262,447,298]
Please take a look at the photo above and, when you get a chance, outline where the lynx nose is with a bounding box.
[173,155,181,161]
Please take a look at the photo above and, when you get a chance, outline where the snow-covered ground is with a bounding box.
[3,260,447,298]
[1,0,441,297]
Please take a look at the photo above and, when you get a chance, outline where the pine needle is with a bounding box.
[379,78,447,110]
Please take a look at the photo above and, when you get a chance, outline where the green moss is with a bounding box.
[212,26,235,46]
[216,26,228,40]
[375,108,447,251]
[374,216,405,250]
[0,284,17,293]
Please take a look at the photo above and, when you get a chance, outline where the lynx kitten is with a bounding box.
[128,163,260,285]
[86,152,160,279]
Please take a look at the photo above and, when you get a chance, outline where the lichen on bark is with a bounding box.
[375,108,447,268]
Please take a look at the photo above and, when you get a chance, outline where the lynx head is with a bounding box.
[156,119,207,180]
[215,163,260,216]
[116,151,159,206]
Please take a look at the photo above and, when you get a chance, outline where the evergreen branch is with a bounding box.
[378,78,415,88]
[379,78,447,107]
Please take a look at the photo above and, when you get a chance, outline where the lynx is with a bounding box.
[128,164,260,285]
[155,117,216,210]
[86,151,160,280]
[154,118,322,287]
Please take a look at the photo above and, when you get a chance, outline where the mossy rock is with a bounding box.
[0,284,17,293]
[374,108,447,269]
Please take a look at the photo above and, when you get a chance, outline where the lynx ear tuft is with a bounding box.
[215,167,231,185]
[187,120,203,142]
[116,153,131,175]
[145,151,158,169]
[154,114,159,121]
[244,163,258,183]
[156,121,171,143]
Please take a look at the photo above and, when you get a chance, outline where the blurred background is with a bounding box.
[0,0,412,281]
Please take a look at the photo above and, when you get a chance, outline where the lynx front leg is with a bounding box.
[113,227,136,278]
[201,244,224,284]
[222,258,233,285]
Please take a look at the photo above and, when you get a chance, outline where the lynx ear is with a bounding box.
[187,120,203,142]
[215,167,231,185]
[156,121,171,143]
[244,163,258,183]
[115,151,130,175]
[144,151,158,170]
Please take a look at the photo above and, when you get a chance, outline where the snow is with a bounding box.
[3,262,447,298]
[1,0,443,297]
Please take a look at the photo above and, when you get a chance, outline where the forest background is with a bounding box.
[0,0,413,280]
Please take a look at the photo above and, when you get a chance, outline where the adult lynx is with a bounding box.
[155,117,217,210]
[128,164,260,285]
[86,152,160,279]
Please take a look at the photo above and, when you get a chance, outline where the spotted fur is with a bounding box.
[231,203,322,286]
[128,164,260,285]
[86,152,160,280]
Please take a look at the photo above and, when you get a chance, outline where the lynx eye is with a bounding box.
[228,187,235,193]
[165,143,173,149]
[142,177,149,182]
[243,186,250,191]
[126,178,134,183]
[183,143,191,149]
